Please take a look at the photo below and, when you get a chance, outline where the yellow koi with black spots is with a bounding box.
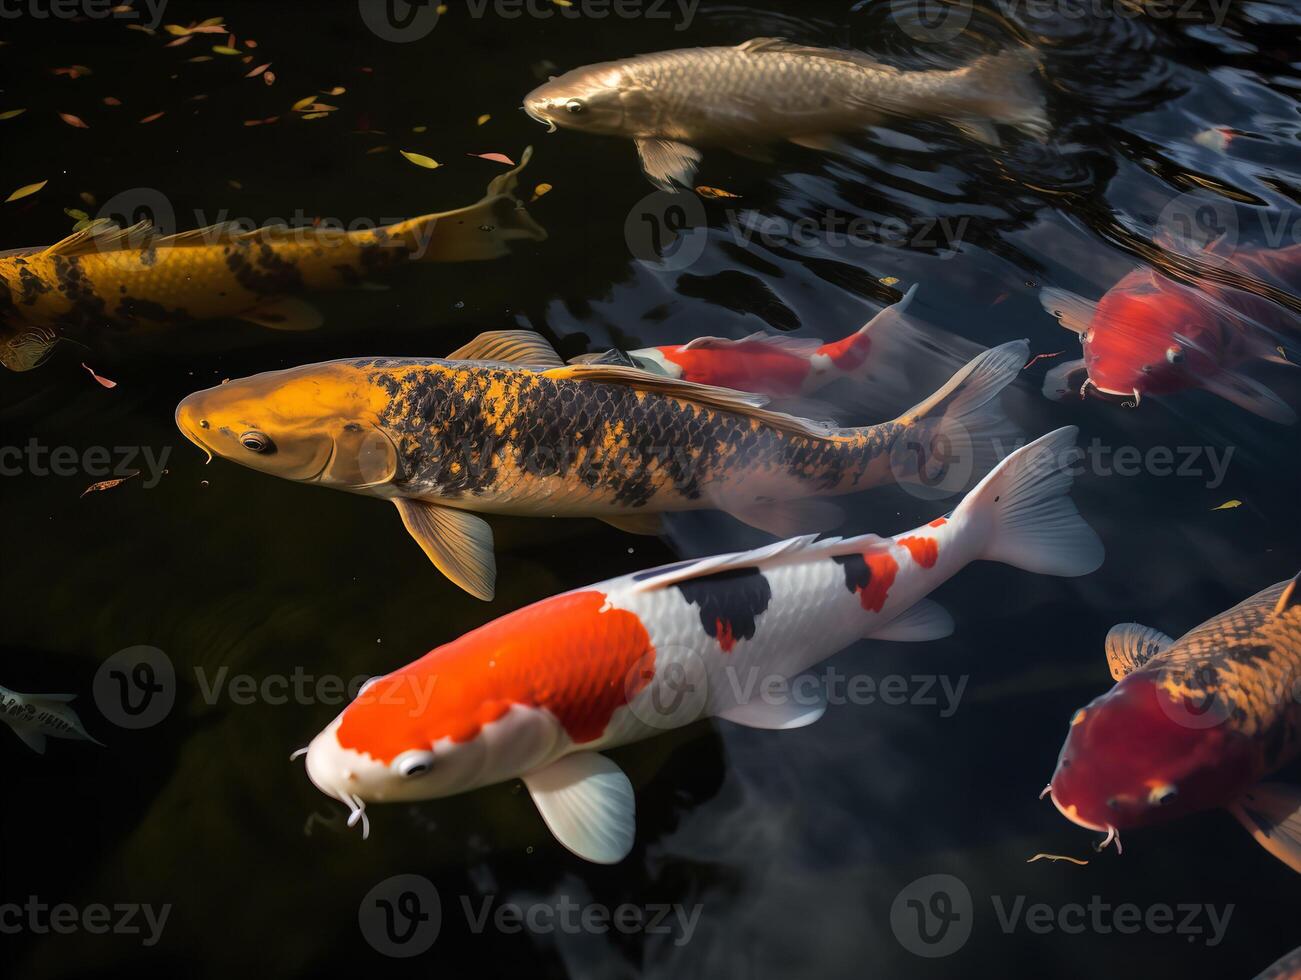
[175,329,1027,600]
[0,152,545,371]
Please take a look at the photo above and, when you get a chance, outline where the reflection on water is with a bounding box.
[0,1,1298,978]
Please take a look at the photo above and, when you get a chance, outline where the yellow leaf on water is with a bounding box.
[412,125,427,133]
[64,207,89,222]
[1212,499,1242,511]
[5,180,47,203]
[552,0,573,5]
[477,114,491,126]
[400,151,440,169]
[0,109,25,120]
[301,112,330,121]
[531,183,553,202]
[212,45,242,56]
[291,95,316,111]
[880,276,900,286]
[695,186,740,199]
[322,86,346,96]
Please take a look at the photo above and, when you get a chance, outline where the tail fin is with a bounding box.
[893,339,1028,498]
[959,47,1049,143]
[954,425,1104,577]
[395,147,548,263]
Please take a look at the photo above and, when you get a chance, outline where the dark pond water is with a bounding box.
[1,1,1299,977]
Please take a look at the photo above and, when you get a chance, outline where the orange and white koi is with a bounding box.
[0,152,545,371]
[300,427,1102,862]
[579,285,918,402]
[1047,571,1301,871]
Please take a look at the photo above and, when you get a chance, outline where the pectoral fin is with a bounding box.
[1042,358,1088,401]
[1200,370,1296,425]
[1040,288,1098,336]
[446,329,564,368]
[523,752,635,865]
[394,499,496,601]
[1104,623,1174,681]
[635,138,702,192]
[239,297,324,331]
[1229,783,1301,873]
[953,119,1001,146]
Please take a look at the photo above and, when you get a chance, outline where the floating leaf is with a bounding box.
[879,276,900,286]
[531,183,553,202]
[0,108,25,120]
[477,113,491,126]
[102,96,121,106]
[58,112,89,128]
[212,45,242,56]
[263,71,277,86]
[470,152,515,165]
[291,95,316,111]
[5,180,47,203]
[1027,853,1089,866]
[400,151,440,169]
[1212,499,1242,511]
[81,363,117,388]
[79,191,96,206]
[696,185,739,199]
[301,112,330,121]
[188,56,214,63]
[81,472,139,498]
[322,86,346,96]
[64,207,90,222]
[366,145,390,155]
[139,112,165,124]
[53,65,92,78]
[228,179,243,190]
[246,62,271,78]
[411,125,427,133]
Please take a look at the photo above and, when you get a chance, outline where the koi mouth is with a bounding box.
[300,740,371,839]
[1043,784,1122,852]
[1080,378,1142,407]
[522,103,557,134]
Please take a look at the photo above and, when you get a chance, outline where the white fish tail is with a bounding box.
[953,425,1104,577]
[962,47,1050,142]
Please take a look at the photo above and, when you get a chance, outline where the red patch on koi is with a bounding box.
[337,590,655,760]
[928,517,948,528]
[858,552,898,612]
[714,618,736,653]
[660,342,811,396]
[899,536,939,569]
[816,332,871,372]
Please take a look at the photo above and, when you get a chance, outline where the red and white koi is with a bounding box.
[300,427,1102,863]
[614,285,918,400]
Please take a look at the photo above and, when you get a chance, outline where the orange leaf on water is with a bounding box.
[58,112,89,128]
[246,62,271,78]
[139,112,165,124]
[81,472,139,498]
[81,363,117,388]
[470,152,515,165]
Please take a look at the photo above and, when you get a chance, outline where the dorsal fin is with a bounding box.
[446,330,564,367]
[43,219,156,257]
[155,221,260,248]
[1275,572,1301,616]
[542,363,842,440]
[1104,623,1175,681]
[735,38,876,67]
[630,532,886,593]
[681,332,824,356]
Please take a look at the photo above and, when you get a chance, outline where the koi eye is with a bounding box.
[393,750,436,778]
[1165,345,1185,365]
[565,99,586,114]
[240,430,273,453]
[1149,784,1178,806]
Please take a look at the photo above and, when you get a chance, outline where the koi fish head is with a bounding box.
[174,361,399,490]
[1048,673,1253,835]
[302,660,565,835]
[1082,275,1219,402]
[524,64,631,136]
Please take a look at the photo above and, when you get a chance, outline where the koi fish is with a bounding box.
[572,285,918,403]
[1040,245,1300,423]
[0,152,546,371]
[1047,571,1301,871]
[0,684,102,753]
[523,39,1048,190]
[175,330,1028,600]
[299,426,1102,862]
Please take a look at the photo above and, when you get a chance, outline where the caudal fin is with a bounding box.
[397,147,548,263]
[954,425,1104,577]
[959,47,1050,144]
[893,339,1028,498]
